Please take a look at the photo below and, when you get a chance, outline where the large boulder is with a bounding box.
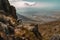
[0,0,17,19]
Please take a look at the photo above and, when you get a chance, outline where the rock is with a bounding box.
[0,0,10,12]
[0,11,17,27]
[0,0,43,40]
[50,34,60,40]
[9,6,17,19]
[0,0,17,19]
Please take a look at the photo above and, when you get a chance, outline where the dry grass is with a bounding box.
[14,20,60,40]
[38,20,60,40]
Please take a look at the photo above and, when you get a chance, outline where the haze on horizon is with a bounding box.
[9,0,60,16]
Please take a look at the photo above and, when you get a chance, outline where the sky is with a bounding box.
[9,0,60,16]
[9,0,60,9]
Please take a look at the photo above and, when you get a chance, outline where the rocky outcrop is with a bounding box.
[0,0,43,40]
[0,0,17,19]
[9,6,17,19]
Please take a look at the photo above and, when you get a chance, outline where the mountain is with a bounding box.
[17,13,40,23]
[17,13,59,24]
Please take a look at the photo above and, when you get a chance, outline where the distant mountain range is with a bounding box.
[17,13,59,24]
[17,14,40,22]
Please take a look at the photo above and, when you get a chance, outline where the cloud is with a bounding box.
[9,0,56,8]
[9,0,23,2]
[32,2,55,8]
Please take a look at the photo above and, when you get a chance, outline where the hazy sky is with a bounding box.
[9,0,60,16]
[9,0,60,10]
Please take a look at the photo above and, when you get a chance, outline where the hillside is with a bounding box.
[0,0,60,40]
[38,20,60,40]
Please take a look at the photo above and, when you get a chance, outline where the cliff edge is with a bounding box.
[0,0,17,19]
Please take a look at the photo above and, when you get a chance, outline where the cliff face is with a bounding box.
[0,0,43,40]
[0,0,17,19]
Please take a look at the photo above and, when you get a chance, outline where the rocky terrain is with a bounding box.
[38,20,60,40]
[0,0,42,40]
[0,0,60,40]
